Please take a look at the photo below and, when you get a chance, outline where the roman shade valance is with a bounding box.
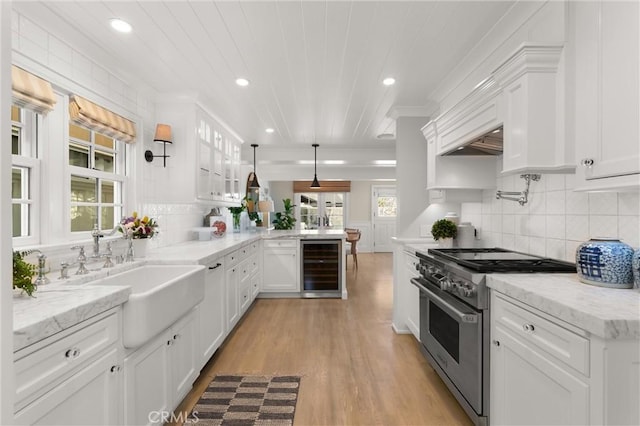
[294,181,351,193]
[69,95,136,143]
[11,65,56,114]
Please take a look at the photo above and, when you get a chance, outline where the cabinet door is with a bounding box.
[262,248,299,292]
[225,266,240,330]
[170,309,199,406]
[124,335,171,426]
[199,260,226,365]
[14,349,121,425]
[574,1,640,181]
[404,252,420,340]
[197,141,212,200]
[491,325,590,425]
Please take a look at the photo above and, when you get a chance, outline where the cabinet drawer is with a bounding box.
[493,294,590,376]
[264,239,297,249]
[14,311,119,410]
[248,253,259,275]
[225,247,249,267]
[238,258,251,282]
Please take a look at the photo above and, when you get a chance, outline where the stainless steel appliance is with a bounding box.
[410,248,575,425]
[300,239,342,298]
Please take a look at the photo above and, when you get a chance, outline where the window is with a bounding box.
[11,105,39,242]
[297,192,345,230]
[69,123,125,232]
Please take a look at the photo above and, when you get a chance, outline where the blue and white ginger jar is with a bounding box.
[576,238,634,289]
[632,248,640,289]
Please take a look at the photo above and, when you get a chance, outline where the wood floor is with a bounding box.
[173,253,472,425]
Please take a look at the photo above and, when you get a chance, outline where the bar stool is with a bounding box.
[345,228,361,270]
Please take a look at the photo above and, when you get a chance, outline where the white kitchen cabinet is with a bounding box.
[225,259,241,331]
[123,308,199,426]
[403,250,421,340]
[493,43,574,175]
[262,239,299,293]
[199,257,226,367]
[491,291,640,426]
[13,309,122,425]
[14,349,122,426]
[571,0,640,189]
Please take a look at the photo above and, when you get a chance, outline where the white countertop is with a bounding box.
[13,229,345,351]
[488,274,640,340]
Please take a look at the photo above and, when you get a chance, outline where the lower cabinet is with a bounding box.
[225,262,241,331]
[14,348,121,425]
[199,258,226,365]
[13,309,123,425]
[123,308,199,426]
[490,291,640,425]
[262,239,299,292]
[403,250,420,340]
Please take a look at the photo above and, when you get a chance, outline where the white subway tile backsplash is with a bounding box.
[529,215,546,238]
[544,174,565,191]
[528,191,545,215]
[546,238,565,260]
[502,234,515,250]
[515,215,530,236]
[589,215,618,239]
[565,240,580,263]
[545,190,565,215]
[546,215,565,239]
[618,193,640,216]
[566,190,588,214]
[589,192,618,215]
[564,173,576,190]
[502,214,516,235]
[514,235,530,252]
[619,216,640,248]
[565,215,589,241]
[529,237,546,256]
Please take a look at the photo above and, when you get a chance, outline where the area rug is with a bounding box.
[189,375,301,425]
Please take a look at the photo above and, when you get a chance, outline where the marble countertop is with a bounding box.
[13,229,346,351]
[488,274,640,340]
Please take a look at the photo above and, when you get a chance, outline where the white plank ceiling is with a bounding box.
[14,1,514,152]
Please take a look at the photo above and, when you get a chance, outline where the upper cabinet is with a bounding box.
[571,0,640,190]
[493,44,574,175]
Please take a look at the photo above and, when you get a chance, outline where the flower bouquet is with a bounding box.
[120,212,158,239]
[228,203,245,233]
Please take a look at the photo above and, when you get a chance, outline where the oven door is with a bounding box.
[411,277,483,414]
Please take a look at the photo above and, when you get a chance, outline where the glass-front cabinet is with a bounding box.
[196,107,241,202]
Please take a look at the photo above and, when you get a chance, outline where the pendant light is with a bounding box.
[310,143,320,188]
[249,143,260,188]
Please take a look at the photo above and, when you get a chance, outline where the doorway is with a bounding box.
[371,186,396,252]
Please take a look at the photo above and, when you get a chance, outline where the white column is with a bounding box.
[1,1,15,422]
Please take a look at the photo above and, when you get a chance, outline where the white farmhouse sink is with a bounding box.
[91,264,205,348]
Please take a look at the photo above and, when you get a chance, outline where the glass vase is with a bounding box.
[232,213,241,233]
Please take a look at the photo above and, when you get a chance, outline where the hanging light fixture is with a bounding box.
[310,143,320,188]
[249,143,260,188]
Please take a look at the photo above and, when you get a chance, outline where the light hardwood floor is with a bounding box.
[173,253,471,425]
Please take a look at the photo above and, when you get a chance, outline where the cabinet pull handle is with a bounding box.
[492,340,500,347]
[581,158,594,167]
[110,365,121,374]
[173,334,180,340]
[65,348,80,358]
[523,324,535,333]
[167,340,173,346]
[209,263,222,270]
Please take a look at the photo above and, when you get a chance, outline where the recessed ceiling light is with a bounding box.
[382,77,396,86]
[324,160,345,165]
[374,160,396,165]
[492,128,501,134]
[265,128,274,134]
[110,18,132,33]
[235,78,250,87]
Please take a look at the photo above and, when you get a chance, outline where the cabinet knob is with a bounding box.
[523,324,535,333]
[65,348,81,358]
[173,334,180,341]
[492,340,500,347]
[581,158,595,167]
[167,340,173,346]
[110,365,121,374]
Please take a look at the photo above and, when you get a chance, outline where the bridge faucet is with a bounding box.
[91,223,104,258]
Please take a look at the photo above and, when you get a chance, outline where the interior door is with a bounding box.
[372,186,396,252]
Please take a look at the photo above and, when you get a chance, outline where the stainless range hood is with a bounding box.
[444,126,503,156]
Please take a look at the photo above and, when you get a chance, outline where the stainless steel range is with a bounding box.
[410,248,575,425]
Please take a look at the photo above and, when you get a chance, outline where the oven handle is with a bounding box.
[410,277,478,324]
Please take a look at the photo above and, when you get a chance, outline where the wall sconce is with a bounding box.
[145,124,172,167]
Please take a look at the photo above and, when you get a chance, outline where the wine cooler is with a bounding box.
[300,239,342,298]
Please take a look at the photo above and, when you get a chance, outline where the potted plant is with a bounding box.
[272,198,296,230]
[13,250,37,297]
[431,219,458,248]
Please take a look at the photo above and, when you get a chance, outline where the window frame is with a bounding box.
[11,106,41,247]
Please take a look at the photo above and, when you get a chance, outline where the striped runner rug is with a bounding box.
[189,375,301,425]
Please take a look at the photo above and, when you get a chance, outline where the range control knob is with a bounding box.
[457,284,476,298]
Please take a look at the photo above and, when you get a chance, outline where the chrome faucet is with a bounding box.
[71,246,89,275]
[31,251,50,286]
[124,232,135,262]
[91,223,104,258]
